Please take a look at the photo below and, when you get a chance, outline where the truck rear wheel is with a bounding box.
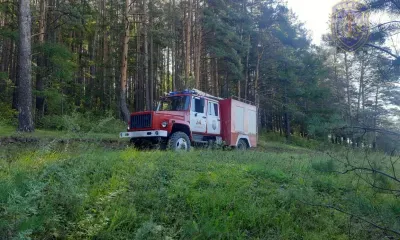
[168,131,191,151]
[236,139,248,150]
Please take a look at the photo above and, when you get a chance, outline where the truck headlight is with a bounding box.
[161,121,168,128]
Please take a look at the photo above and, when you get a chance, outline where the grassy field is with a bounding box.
[1,134,399,240]
[0,124,120,141]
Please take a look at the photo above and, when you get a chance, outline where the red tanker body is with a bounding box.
[220,99,257,148]
[119,89,257,151]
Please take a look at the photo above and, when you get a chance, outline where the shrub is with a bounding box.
[261,131,321,149]
[311,177,336,194]
[36,115,68,130]
[0,103,17,126]
[311,159,335,172]
[38,112,126,133]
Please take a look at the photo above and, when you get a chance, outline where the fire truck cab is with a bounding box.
[119,89,257,151]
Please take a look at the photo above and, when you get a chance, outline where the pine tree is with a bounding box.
[17,0,34,132]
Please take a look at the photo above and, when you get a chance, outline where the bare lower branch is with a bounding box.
[332,167,400,184]
[365,43,399,59]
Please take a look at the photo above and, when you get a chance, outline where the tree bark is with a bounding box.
[144,0,151,110]
[283,86,290,142]
[373,85,379,149]
[166,47,170,92]
[194,0,201,89]
[344,51,351,123]
[38,0,46,44]
[356,54,365,123]
[102,0,109,111]
[149,2,154,109]
[17,0,34,132]
[36,0,46,118]
[244,35,250,100]
[213,58,218,96]
[11,41,18,110]
[171,0,176,91]
[135,15,141,111]
[255,42,265,130]
[119,0,130,123]
[185,0,192,84]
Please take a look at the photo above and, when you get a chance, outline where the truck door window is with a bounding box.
[193,98,204,113]
[213,103,219,117]
[208,102,219,117]
[158,96,190,111]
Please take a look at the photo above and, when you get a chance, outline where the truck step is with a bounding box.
[193,140,208,144]
[192,134,204,142]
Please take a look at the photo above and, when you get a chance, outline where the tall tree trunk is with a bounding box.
[12,42,18,110]
[255,44,265,129]
[36,0,46,118]
[333,49,341,103]
[344,51,351,124]
[166,47,170,92]
[171,0,176,91]
[1,39,9,73]
[213,58,218,96]
[88,32,96,108]
[185,0,192,84]
[149,2,154,109]
[102,0,109,111]
[135,16,141,111]
[244,35,250,100]
[344,51,355,146]
[372,85,379,149]
[76,31,84,106]
[194,0,201,89]
[36,0,46,110]
[283,85,290,142]
[356,54,365,123]
[144,0,151,110]
[119,0,130,123]
[1,39,10,98]
[18,0,34,132]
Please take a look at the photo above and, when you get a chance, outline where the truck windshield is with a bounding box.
[157,96,190,111]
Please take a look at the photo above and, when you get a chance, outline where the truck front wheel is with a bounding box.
[168,131,191,151]
[236,139,248,150]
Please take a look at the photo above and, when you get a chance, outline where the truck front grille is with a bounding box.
[130,114,152,129]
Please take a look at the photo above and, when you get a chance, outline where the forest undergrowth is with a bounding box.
[0,135,399,239]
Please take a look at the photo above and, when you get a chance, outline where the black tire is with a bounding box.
[168,131,191,151]
[236,139,248,150]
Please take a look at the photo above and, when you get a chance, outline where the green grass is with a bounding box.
[0,124,120,141]
[1,141,399,239]
[261,131,323,150]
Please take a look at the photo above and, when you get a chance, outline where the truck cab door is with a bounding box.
[190,97,207,133]
[207,101,221,135]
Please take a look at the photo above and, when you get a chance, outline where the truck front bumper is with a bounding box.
[119,130,168,139]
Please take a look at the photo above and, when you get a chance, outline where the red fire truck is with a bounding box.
[119,89,257,151]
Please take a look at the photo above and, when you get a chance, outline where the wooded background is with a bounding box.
[0,0,399,150]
